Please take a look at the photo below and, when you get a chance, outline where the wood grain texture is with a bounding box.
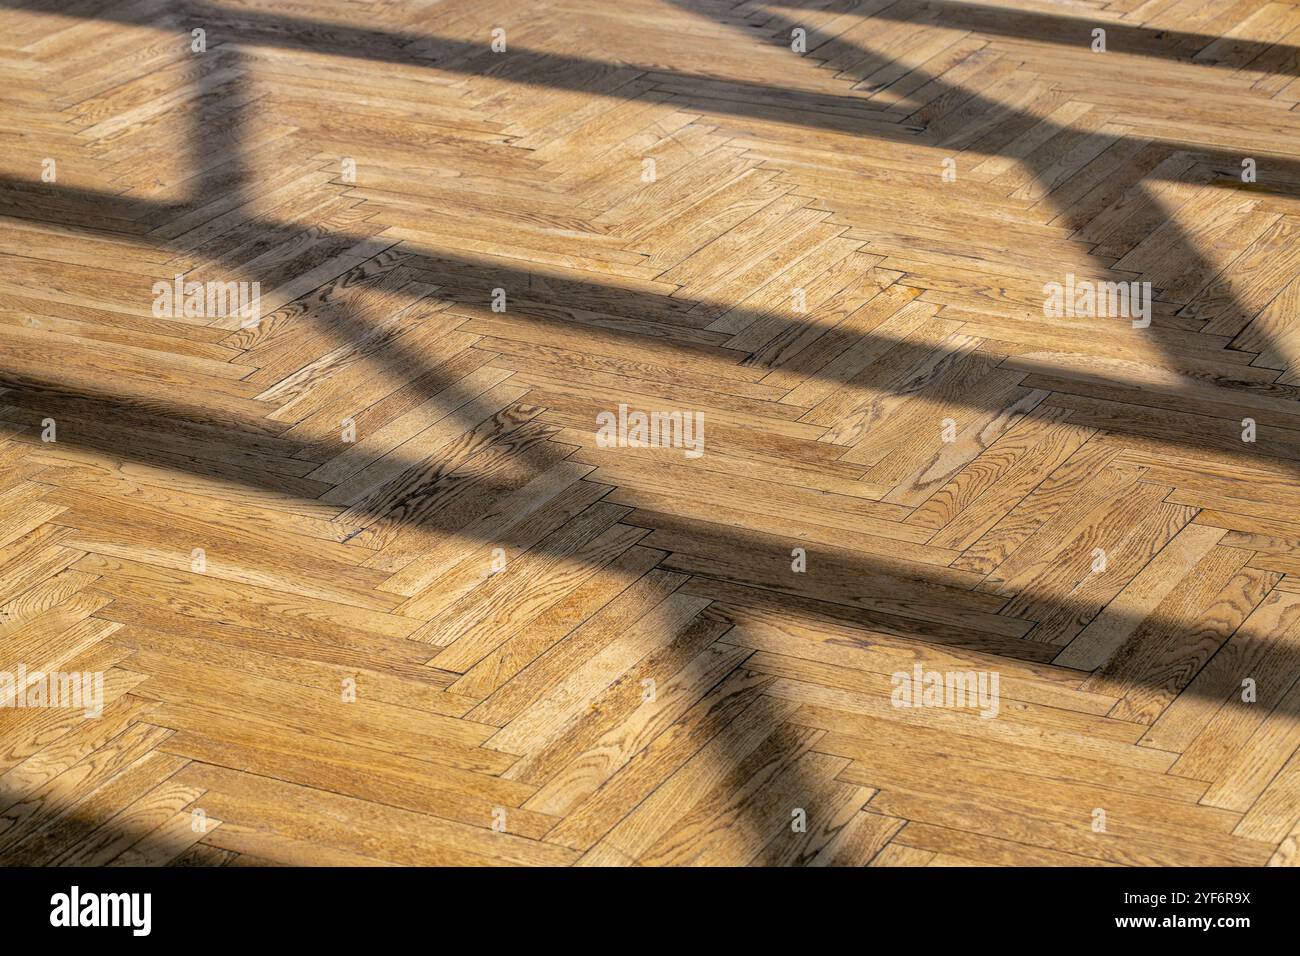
[1,0,1299,866]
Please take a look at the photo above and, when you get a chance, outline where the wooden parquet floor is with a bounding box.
[2,0,1300,867]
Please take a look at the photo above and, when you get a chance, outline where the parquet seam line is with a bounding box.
[3,0,1300,865]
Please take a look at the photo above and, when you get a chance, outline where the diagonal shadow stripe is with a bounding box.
[2,0,1296,653]
[2,0,1300,865]
[4,178,1299,467]
[5,0,1300,192]
[770,0,1300,67]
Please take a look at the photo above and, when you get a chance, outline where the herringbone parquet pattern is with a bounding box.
[3,0,1300,866]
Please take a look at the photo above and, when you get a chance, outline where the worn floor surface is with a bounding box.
[2,0,1300,866]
